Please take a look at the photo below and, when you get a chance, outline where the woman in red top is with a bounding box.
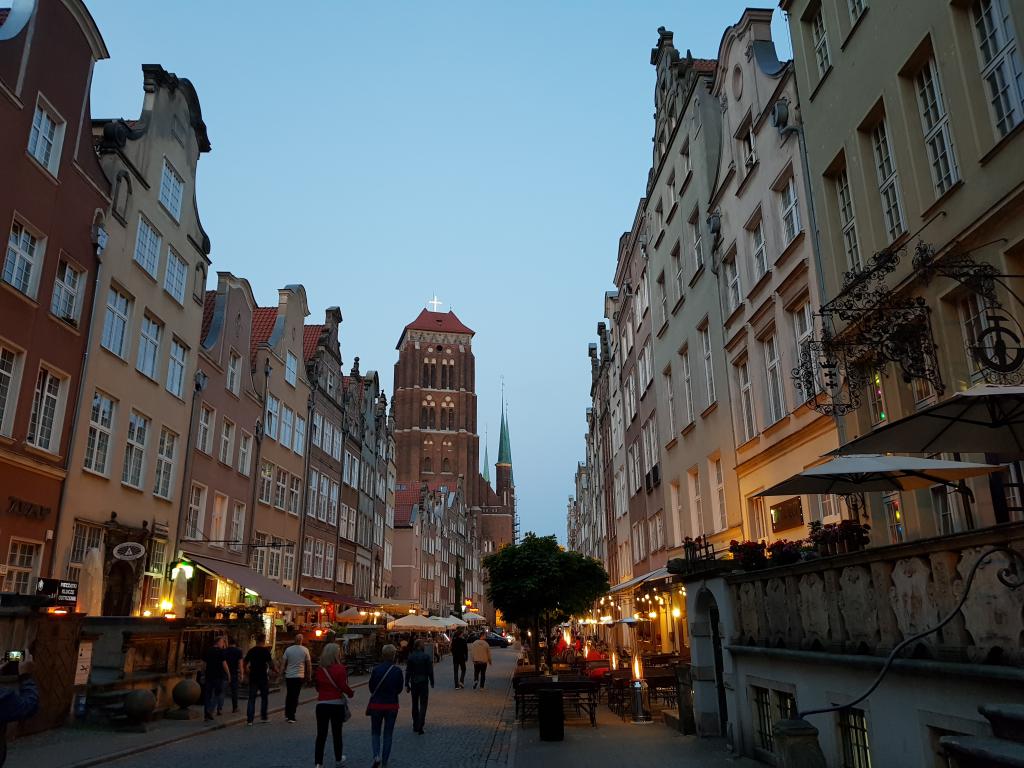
[314,643,355,768]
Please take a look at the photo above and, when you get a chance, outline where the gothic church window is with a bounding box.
[442,458,451,473]
[423,456,432,473]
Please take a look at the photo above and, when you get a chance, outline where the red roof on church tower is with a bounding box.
[397,309,474,348]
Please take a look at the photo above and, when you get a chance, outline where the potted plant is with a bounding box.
[728,539,768,570]
[837,519,871,552]
[767,538,803,566]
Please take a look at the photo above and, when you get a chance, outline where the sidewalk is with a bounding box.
[513,704,760,768]
[7,678,367,768]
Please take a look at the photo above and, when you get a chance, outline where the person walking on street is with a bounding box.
[243,634,276,725]
[470,633,492,690]
[366,644,404,768]
[450,629,468,689]
[223,636,243,714]
[203,636,230,721]
[313,643,354,768]
[0,657,39,767]
[282,633,312,723]
[404,639,433,734]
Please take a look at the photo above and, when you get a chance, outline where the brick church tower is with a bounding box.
[393,308,485,504]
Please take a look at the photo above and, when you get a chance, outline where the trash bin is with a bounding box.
[538,688,564,741]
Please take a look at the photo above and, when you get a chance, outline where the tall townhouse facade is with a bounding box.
[709,11,838,544]
[782,0,1024,538]
[383,422,396,597]
[250,286,310,594]
[56,65,211,616]
[614,203,667,579]
[299,310,345,609]
[643,33,743,556]
[370,387,389,600]
[0,0,110,591]
[603,294,630,588]
[181,273,262,599]
[356,366,380,601]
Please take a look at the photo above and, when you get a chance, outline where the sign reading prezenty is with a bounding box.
[36,578,79,605]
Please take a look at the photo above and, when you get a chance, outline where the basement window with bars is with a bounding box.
[839,708,872,768]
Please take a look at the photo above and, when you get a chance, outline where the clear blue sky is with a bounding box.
[84,1,790,541]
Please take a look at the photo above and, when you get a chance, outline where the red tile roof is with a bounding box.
[398,310,474,348]
[250,307,278,360]
[693,58,716,73]
[303,324,324,362]
[395,488,422,527]
[201,290,217,343]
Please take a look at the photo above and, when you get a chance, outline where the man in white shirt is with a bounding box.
[282,633,311,723]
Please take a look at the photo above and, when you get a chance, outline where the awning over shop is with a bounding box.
[302,588,353,605]
[607,565,670,595]
[338,596,376,610]
[187,554,316,608]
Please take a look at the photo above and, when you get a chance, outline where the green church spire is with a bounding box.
[483,438,491,484]
[498,401,512,465]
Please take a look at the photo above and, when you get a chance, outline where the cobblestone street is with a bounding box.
[7,647,758,768]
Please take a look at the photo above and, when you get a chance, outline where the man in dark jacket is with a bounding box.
[450,629,468,689]
[0,658,39,767]
[404,639,434,735]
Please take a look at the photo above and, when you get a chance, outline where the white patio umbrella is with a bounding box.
[446,615,469,628]
[755,454,1003,497]
[833,385,1024,455]
[461,610,486,624]
[387,614,443,632]
[335,606,365,624]
[428,615,454,630]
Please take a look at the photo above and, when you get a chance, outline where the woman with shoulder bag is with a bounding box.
[365,644,405,768]
[313,643,355,768]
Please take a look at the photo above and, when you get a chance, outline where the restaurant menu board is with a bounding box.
[36,577,79,605]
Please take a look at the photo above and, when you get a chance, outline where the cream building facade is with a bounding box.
[709,10,839,545]
[56,65,211,615]
[782,0,1024,539]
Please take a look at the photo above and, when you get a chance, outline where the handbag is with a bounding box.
[365,664,397,717]
[321,665,352,723]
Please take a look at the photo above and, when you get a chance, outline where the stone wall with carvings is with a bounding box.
[726,522,1024,666]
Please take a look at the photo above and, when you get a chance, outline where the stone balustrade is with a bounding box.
[725,522,1024,667]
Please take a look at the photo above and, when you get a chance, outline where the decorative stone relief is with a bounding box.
[889,557,940,648]
[838,566,879,647]
[765,577,791,644]
[736,582,761,642]
[954,546,1024,664]
[798,573,829,646]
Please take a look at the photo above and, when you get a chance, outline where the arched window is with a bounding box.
[420,406,429,429]
[422,362,430,388]
[448,405,456,430]
[430,362,437,388]
[423,456,432,473]
[442,458,451,473]
[428,407,436,429]
[440,364,449,389]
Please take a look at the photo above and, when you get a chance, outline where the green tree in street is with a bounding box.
[484,532,609,669]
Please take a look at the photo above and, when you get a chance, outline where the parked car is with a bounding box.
[482,631,510,648]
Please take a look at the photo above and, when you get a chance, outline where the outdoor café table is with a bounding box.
[644,669,678,706]
[515,677,598,727]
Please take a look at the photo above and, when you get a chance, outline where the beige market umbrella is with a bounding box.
[446,615,469,628]
[833,385,1024,455]
[461,610,486,624]
[755,454,1003,496]
[387,614,443,632]
[335,606,365,624]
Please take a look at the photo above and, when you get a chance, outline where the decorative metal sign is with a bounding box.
[112,542,146,561]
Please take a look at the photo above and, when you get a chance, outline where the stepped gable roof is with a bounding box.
[201,290,216,341]
[303,324,324,362]
[397,309,473,348]
[250,307,278,359]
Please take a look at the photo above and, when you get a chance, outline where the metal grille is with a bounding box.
[840,708,872,768]
[753,686,774,751]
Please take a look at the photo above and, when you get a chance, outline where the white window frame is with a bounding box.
[848,0,866,23]
[226,352,241,395]
[736,360,756,442]
[288,475,301,516]
[166,340,186,398]
[158,157,184,221]
[265,395,279,440]
[680,349,695,425]
[763,333,786,424]
[51,258,83,323]
[229,503,245,552]
[3,539,42,595]
[835,170,861,271]
[280,405,294,449]
[27,365,65,453]
[121,410,150,489]
[712,458,727,532]
[973,0,1024,139]
[164,246,188,304]
[153,426,177,499]
[725,254,741,312]
[4,220,43,298]
[811,8,831,77]
[690,215,704,272]
[294,415,306,456]
[197,404,214,453]
[0,344,21,438]
[84,390,116,475]
[750,219,767,281]
[258,461,273,504]
[285,352,298,386]
[915,57,960,196]
[101,287,132,359]
[238,431,252,476]
[872,117,906,242]
[700,325,716,406]
[133,216,161,277]
[136,315,162,380]
[219,418,235,465]
[27,99,65,174]
[780,177,801,244]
